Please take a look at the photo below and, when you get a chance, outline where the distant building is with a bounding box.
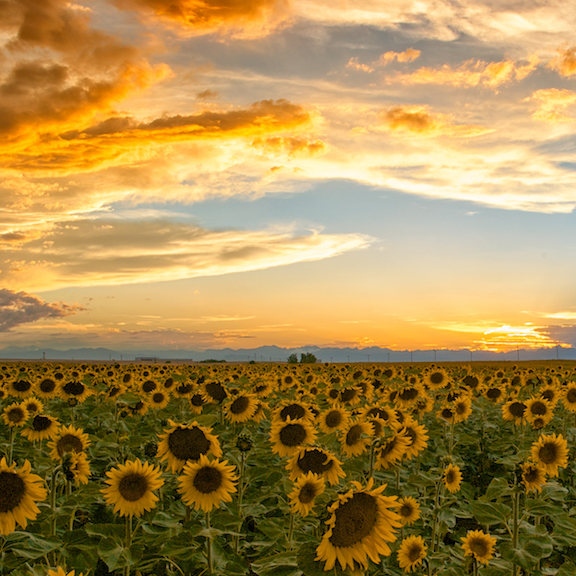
[135,356,160,362]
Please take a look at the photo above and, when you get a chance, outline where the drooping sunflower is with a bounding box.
[562,383,576,412]
[397,535,427,573]
[269,417,317,457]
[177,454,237,513]
[102,459,164,518]
[318,405,349,433]
[520,462,547,494]
[461,530,497,564]
[524,397,554,427]
[397,496,420,526]
[531,432,569,477]
[340,419,374,458]
[315,478,401,571]
[2,403,29,427]
[374,431,411,470]
[21,414,60,441]
[288,471,325,517]
[501,399,526,424]
[443,463,462,494]
[0,457,48,535]
[286,446,345,485]
[224,393,259,423]
[48,425,91,461]
[157,420,222,473]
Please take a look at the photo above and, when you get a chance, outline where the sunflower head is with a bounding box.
[288,471,325,517]
[531,432,569,477]
[397,535,427,573]
[397,496,420,526]
[520,462,547,494]
[443,463,462,494]
[461,530,496,564]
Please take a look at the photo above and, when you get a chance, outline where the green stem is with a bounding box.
[511,487,520,576]
[367,441,376,482]
[473,558,479,576]
[449,420,455,456]
[7,427,14,462]
[124,515,132,576]
[395,466,401,493]
[206,511,214,574]
[430,480,442,553]
[234,451,247,554]
[287,513,295,547]
[185,505,191,524]
[50,468,59,537]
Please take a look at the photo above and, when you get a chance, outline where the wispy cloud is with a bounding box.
[527,89,576,123]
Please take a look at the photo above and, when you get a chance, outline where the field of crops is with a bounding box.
[1,360,576,576]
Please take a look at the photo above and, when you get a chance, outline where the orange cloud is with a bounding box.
[0,99,313,172]
[377,48,420,66]
[251,136,326,158]
[390,55,539,89]
[548,45,576,77]
[527,88,576,123]
[346,58,374,73]
[112,0,292,38]
[382,105,494,138]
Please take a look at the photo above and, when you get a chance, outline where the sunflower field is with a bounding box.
[1,360,576,576]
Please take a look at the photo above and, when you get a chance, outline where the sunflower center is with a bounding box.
[279,423,307,447]
[399,388,418,401]
[168,427,210,461]
[567,389,576,403]
[298,483,318,504]
[0,472,26,513]
[446,470,456,484]
[63,381,85,396]
[509,402,526,418]
[524,468,539,483]
[538,443,558,464]
[340,388,358,403]
[297,449,333,474]
[530,401,547,415]
[118,473,148,502]
[152,393,165,404]
[329,492,378,547]
[40,379,56,393]
[190,394,204,407]
[57,434,84,456]
[441,408,454,420]
[7,408,25,422]
[345,424,364,446]
[142,380,156,393]
[325,410,343,428]
[32,415,52,431]
[205,382,227,403]
[469,538,488,556]
[13,380,31,392]
[463,375,479,388]
[408,543,423,562]
[486,388,501,400]
[176,384,194,396]
[400,503,414,518]
[192,466,222,493]
[230,396,250,414]
[123,374,132,383]
[430,373,444,385]
[280,404,306,420]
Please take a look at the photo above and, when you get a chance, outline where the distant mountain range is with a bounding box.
[0,344,574,363]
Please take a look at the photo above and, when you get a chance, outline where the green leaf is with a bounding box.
[552,515,576,546]
[469,501,512,526]
[483,477,512,501]
[97,537,124,571]
[501,526,553,570]
[9,533,61,560]
[558,562,576,575]
[524,498,558,517]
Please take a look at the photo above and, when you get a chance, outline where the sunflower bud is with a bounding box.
[236,433,253,452]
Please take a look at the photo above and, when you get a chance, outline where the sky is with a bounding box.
[1,0,576,353]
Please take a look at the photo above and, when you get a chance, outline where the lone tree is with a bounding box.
[287,353,298,364]
[300,353,317,364]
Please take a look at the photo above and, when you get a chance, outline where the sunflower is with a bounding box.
[397,535,427,573]
[437,405,455,424]
[66,452,91,485]
[251,400,269,423]
[562,383,576,412]
[22,397,43,414]
[452,396,472,423]
[288,471,325,517]
[484,386,505,403]
[531,432,569,477]
[48,569,84,576]
[60,380,93,403]
[362,405,399,428]
[443,464,462,494]
[397,496,420,526]
[189,392,205,415]
[177,454,237,513]
[272,400,314,423]
[524,397,554,426]
[6,378,34,399]
[139,378,158,396]
[340,420,374,458]
[0,457,48,535]
[286,446,345,485]
[2,403,29,427]
[157,420,222,473]
[48,425,91,461]
[315,478,401,571]
[148,390,170,410]
[502,399,526,424]
[396,420,428,460]
[269,417,317,457]
[224,393,259,423]
[21,414,60,441]
[374,432,411,470]
[461,530,496,564]
[201,380,228,404]
[318,405,349,433]
[338,385,362,406]
[102,459,164,518]
[423,369,449,390]
[394,385,424,410]
[36,377,60,399]
[520,462,547,494]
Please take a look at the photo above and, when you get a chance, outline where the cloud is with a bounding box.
[112,0,292,39]
[382,105,495,137]
[346,58,374,73]
[1,219,373,291]
[377,48,420,66]
[389,55,539,89]
[251,136,326,158]
[0,288,84,331]
[536,325,576,347]
[527,88,576,122]
[548,45,576,77]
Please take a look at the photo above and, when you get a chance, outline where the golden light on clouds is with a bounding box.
[527,89,576,123]
[475,325,557,351]
[547,45,576,77]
